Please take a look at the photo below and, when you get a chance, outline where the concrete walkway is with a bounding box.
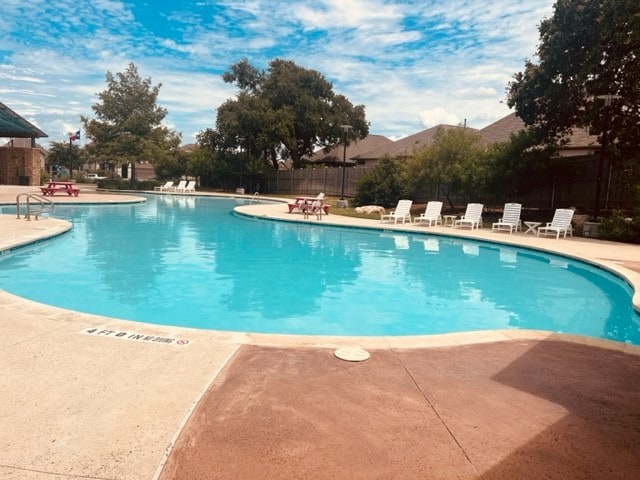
[1,186,639,479]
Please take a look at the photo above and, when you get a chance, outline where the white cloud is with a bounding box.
[458,87,498,100]
[1,0,555,145]
[295,0,403,30]
[419,107,460,128]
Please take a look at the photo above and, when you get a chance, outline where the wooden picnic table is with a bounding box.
[40,181,80,197]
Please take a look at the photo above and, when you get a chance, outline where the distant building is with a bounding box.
[0,101,48,186]
[348,113,601,165]
[354,125,471,164]
[477,112,600,157]
[303,134,394,167]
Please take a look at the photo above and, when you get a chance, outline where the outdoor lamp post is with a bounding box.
[338,124,352,208]
[593,94,621,221]
[237,137,245,193]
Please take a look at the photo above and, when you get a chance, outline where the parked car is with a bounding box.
[84,173,106,181]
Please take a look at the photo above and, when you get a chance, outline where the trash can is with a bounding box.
[18,175,29,185]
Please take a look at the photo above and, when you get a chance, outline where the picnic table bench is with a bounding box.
[40,181,80,197]
[287,196,330,215]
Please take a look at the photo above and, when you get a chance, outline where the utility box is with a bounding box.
[583,221,600,238]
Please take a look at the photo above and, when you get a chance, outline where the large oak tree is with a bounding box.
[506,0,639,156]
[216,58,369,169]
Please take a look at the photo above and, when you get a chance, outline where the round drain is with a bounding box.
[334,346,370,362]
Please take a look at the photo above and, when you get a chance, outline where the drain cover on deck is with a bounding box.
[334,346,370,362]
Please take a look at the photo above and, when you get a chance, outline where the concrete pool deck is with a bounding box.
[1,185,640,479]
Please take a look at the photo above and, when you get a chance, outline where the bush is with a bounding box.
[599,210,640,244]
[354,158,405,207]
[96,179,122,190]
[599,184,640,243]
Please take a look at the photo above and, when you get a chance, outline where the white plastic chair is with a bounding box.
[537,209,574,239]
[454,203,483,229]
[380,200,413,224]
[414,201,443,226]
[492,203,522,234]
[171,180,187,192]
[154,181,173,192]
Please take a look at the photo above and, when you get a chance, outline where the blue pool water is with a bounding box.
[1,195,639,343]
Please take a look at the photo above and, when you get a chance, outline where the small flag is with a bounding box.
[70,130,80,141]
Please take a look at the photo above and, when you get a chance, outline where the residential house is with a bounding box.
[303,134,394,167]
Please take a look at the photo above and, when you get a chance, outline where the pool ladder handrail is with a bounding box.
[16,193,55,221]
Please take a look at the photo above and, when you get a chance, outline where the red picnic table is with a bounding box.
[40,181,80,197]
[287,196,330,215]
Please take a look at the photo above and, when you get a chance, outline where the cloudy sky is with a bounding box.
[1,0,554,146]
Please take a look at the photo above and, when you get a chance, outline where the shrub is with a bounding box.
[599,184,640,244]
[599,210,640,244]
[354,158,405,207]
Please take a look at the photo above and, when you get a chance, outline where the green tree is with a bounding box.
[354,157,405,207]
[402,127,486,208]
[218,58,369,169]
[47,140,81,178]
[196,127,243,190]
[506,0,639,156]
[483,130,565,203]
[81,62,181,183]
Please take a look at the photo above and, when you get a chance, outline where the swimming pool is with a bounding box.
[1,195,639,343]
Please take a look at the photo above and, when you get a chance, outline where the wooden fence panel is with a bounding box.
[262,158,637,211]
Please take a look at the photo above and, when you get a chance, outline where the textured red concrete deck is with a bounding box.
[159,340,640,480]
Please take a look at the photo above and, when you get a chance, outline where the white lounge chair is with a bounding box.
[183,180,196,193]
[537,208,574,239]
[171,180,187,192]
[492,203,522,234]
[453,203,483,229]
[414,201,443,226]
[380,199,413,224]
[154,181,174,192]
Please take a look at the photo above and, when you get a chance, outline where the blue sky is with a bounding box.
[1,0,554,147]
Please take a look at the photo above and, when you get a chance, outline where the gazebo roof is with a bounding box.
[0,102,48,138]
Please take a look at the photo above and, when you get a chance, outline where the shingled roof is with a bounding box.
[355,124,475,160]
[305,134,394,165]
[477,113,525,144]
[0,102,48,138]
[478,112,599,152]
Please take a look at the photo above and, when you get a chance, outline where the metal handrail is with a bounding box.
[16,193,55,221]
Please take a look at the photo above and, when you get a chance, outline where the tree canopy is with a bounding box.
[216,58,369,169]
[402,127,486,207]
[81,62,181,180]
[507,0,640,155]
[47,140,82,177]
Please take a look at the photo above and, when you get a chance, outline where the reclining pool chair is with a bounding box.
[414,201,443,227]
[380,199,413,224]
[454,203,483,229]
[537,208,574,239]
[492,203,522,234]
